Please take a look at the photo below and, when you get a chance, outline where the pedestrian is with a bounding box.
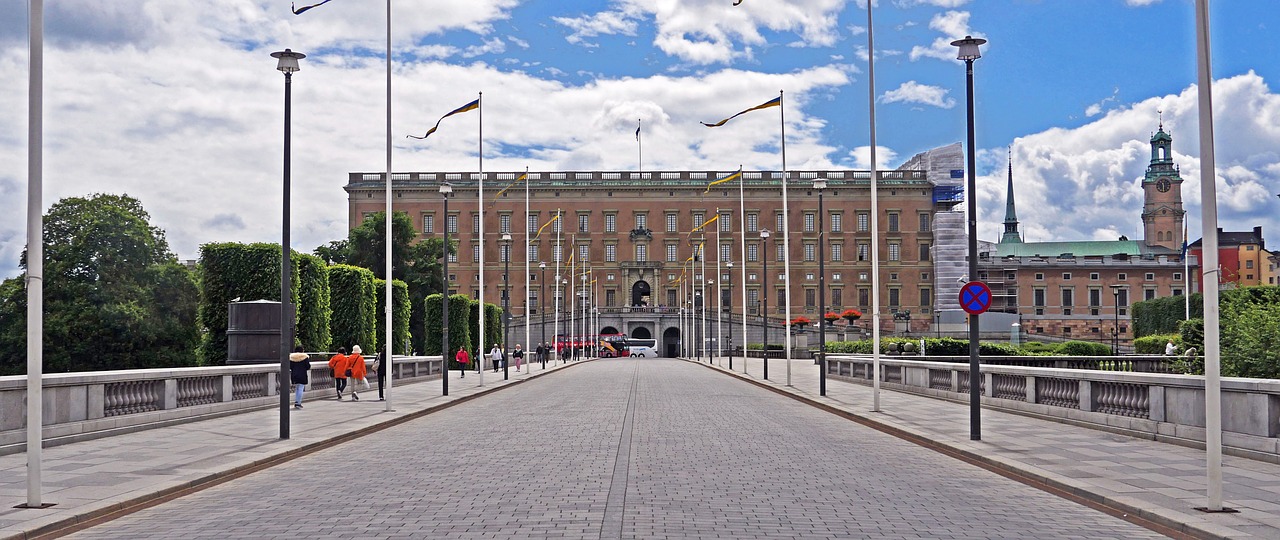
[513,344,524,371]
[490,343,502,372]
[455,346,469,378]
[289,346,310,409]
[348,345,368,401]
[375,346,388,401]
[1165,340,1177,356]
[328,346,349,400]
[535,342,546,365]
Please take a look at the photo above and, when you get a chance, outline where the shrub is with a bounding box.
[1054,340,1113,357]
[296,254,331,352]
[198,242,295,365]
[1132,293,1202,338]
[329,265,377,353]
[374,279,411,355]
[1134,334,1180,355]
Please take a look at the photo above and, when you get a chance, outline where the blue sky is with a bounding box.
[2,0,1279,279]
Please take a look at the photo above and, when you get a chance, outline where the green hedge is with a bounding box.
[374,279,411,355]
[1054,340,1113,356]
[468,300,504,354]
[328,265,377,353]
[424,293,473,362]
[823,337,1022,356]
[296,254,331,352]
[198,242,295,365]
[1133,293,1203,338]
[1134,334,1180,355]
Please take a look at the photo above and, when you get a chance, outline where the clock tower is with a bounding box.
[1141,122,1185,251]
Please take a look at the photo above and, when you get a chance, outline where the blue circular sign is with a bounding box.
[959,281,992,315]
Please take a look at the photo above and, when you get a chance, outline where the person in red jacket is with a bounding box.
[347,345,368,401]
[455,346,469,379]
[327,347,349,400]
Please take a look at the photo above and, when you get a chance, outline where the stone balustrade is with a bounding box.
[0,356,444,454]
[826,355,1280,461]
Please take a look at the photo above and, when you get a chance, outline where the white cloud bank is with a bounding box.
[879,81,955,109]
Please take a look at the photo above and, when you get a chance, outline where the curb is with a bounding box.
[12,360,590,540]
[687,358,1212,540]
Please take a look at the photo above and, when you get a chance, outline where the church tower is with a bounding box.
[1000,149,1022,244]
[1141,121,1185,251]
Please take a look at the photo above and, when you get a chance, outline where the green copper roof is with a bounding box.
[993,240,1143,258]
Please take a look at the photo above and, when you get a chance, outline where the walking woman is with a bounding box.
[348,345,368,401]
[289,346,310,409]
[455,346,469,378]
[328,347,349,400]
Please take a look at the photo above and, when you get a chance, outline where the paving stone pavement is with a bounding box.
[700,354,1280,539]
[60,359,1164,539]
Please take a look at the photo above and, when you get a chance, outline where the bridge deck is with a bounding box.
[0,358,1276,539]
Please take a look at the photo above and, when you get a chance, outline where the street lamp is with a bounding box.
[1112,285,1123,356]
[440,182,453,392]
[727,261,734,370]
[540,261,547,368]
[707,279,714,363]
[760,228,771,380]
[561,277,568,363]
[502,232,513,380]
[815,178,828,396]
[271,47,304,440]
[951,34,985,441]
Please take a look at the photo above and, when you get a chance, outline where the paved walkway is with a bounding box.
[0,356,1278,538]
[0,359,572,539]
[64,359,1160,539]
[702,354,1280,539]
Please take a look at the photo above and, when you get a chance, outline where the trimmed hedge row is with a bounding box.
[296,253,332,352]
[198,242,295,365]
[1133,293,1203,338]
[1134,333,1180,355]
[822,337,1115,357]
[329,265,377,353]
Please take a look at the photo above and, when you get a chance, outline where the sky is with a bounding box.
[2,0,1279,279]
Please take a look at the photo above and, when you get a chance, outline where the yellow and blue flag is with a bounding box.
[291,0,335,15]
[491,171,528,202]
[705,169,742,193]
[701,96,780,127]
[408,99,480,140]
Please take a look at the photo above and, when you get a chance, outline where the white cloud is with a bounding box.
[894,0,970,6]
[1125,0,1162,6]
[909,10,981,62]
[879,81,956,109]
[849,146,899,169]
[972,72,1280,247]
[1085,87,1121,117]
[553,10,640,46]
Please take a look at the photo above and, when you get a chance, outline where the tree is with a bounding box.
[313,240,350,266]
[0,194,199,374]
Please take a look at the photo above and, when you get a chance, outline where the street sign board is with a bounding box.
[959,281,992,315]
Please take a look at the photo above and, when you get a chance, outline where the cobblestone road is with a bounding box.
[69,359,1166,539]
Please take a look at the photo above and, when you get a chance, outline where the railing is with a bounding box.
[824,355,1280,460]
[0,356,444,453]
[880,354,1180,374]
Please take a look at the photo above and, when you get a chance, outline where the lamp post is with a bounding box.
[271,48,304,440]
[1112,285,1123,356]
[761,228,771,380]
[502,233,512,380]
[951,34,985,441]
[727,261,734,370]
[815,178,828,396]
[706,279,714,363]
[440,182,453,392]
[540,261,547,368]
[561,277,568,362]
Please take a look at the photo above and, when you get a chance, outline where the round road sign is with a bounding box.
[959,281,992,315]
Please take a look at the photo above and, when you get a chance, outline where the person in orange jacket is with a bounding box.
[347,345,368,401]
[328,347,349,400]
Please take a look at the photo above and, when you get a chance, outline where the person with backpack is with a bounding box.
[512,344,524,372]
[289,346,310,409]
[328,347,349,400]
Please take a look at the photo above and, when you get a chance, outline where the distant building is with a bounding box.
[1187,226,1268,288]
[978,124,1197,346]
[1264,248,1280,286]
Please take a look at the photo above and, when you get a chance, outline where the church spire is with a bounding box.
[1000,148,1022,244]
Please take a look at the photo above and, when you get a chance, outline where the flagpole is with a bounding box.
[383,0,395,412]
[24,0,45,509]
[637,119,643,174]
[739,167,749,373]
[779,90,794,387]
[716,220,723,364]
[701,243,708,363]
[867,1,883,412]
[569,239,576,361]
[554,209,562,363]
[1194,0,1226,511]
[524,167,530,372]
[1184,221,1191,319]
[477,92,484,386]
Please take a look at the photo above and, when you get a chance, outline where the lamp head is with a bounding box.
[813,178,827,191]
[439,182,453,196]
[726,261,733,268]
[760,228,771,239]
[539,261,546,269]
[271,48,305,74]
[950,35,986,61]
[501,233,512,243]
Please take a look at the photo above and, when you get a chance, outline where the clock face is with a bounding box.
[1156,178,1171,192]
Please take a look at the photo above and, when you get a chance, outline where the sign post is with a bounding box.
[959,280,991,440]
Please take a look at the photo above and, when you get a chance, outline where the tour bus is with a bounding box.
[624,338,658,358]
[598,334,629,358]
